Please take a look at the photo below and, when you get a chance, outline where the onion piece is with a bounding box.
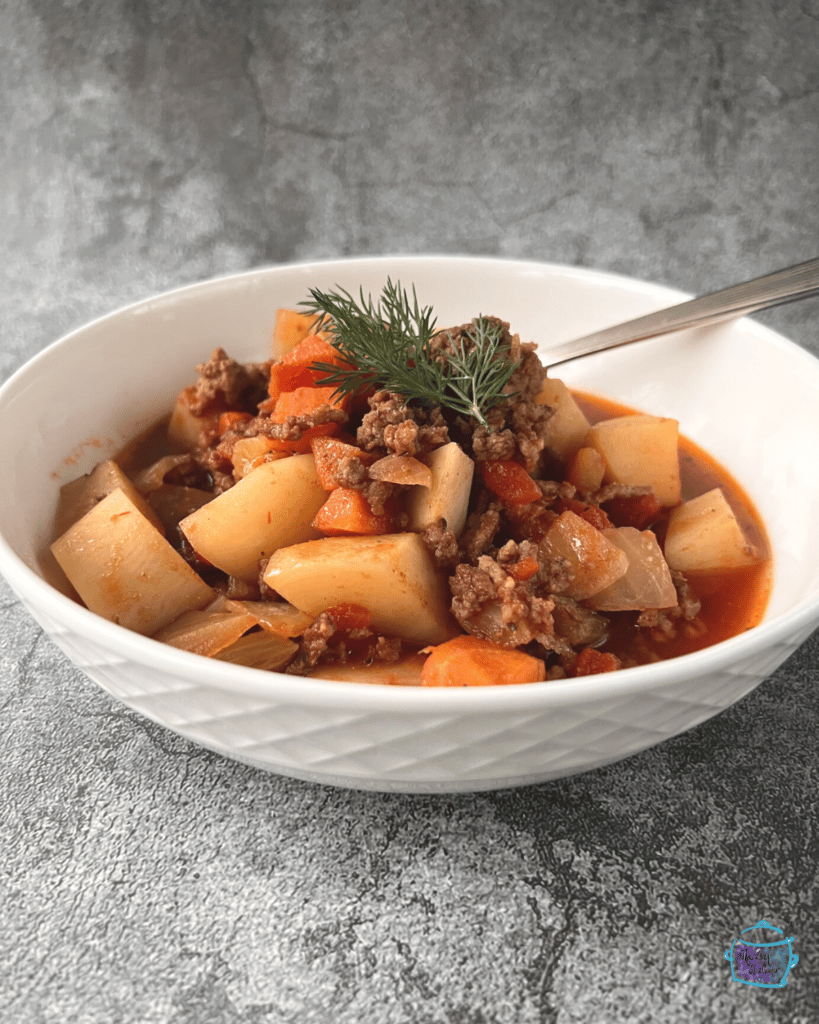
[234,601,315,637]
[131,454,194,494]
[153,609,257,656]
[540,510,628,600]
[214,632,298,671]
[369,454,433,488]
[586,528,677,611]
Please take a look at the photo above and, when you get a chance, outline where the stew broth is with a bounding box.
[574,390,771,665]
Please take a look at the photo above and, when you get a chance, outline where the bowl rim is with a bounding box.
[2,253,818,712]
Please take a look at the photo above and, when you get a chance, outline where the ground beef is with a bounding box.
[335,455,370,489]
[285,612,403,675]
[502,499,558,545]
[190,444,235,494]
[461,506,501,563]
[286,613,337,674]
[449,553,556,649]
[538,480,577,505]
[357,391,449,456]
[635,571,705,640]
[189,348,270,415]
[422,519,462,570]
[507,345,547,401]
[471,418,518,462]
[551,595,609,648]
[363,479,400,517]
[593,482,653,504]
[252,404,348,442]
[538,555,573,595]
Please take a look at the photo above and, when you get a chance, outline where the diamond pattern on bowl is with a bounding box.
[14,600,814,792]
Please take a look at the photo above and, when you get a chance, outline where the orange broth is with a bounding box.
[573,389,772,664]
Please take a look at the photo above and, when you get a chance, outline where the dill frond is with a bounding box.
[300,279,518,429]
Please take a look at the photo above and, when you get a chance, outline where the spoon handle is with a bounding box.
[544,257,819,368]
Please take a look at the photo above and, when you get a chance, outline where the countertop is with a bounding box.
[2,2,818,1021]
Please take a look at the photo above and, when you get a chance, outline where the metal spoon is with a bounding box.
[544,257,819,368]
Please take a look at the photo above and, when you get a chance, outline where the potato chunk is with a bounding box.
[264,532,459,645]
[664,487,759,572]
[271,308,323,359]
[179,455,326,583]
[587,414,681,506]
[55,459,164,537]
[586,527,677,611]
[540,510,629,600]
[51,488,213,635]
[168,385,218,450]
[536,378,592,460]
[406,442,474,537]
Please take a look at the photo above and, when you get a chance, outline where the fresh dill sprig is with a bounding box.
[299,279,519,429]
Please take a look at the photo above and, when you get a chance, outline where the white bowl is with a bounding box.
[2,256,819,792]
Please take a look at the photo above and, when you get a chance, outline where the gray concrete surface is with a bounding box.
[2,1,818,1021]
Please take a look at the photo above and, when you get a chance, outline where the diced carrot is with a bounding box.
[603,493,664,530]
[508,556,540,582]
[420,635,546,687]
[281,334,352,382]
[270,386,349,424]
[267,362,316,399]
[325,603,372,631]
[571,648,622,677]
[312,488,397,535]
[479,460,541,505]
[266,421,340,455]
[217,411,253,436]
[310,435,374,490]
[558,498,613,531]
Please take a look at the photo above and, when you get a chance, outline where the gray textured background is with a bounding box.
[2,2,818,1022]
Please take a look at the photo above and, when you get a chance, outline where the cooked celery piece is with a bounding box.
[51,488,213,635]
[664,488,759,571]
[586,527,677,611]
[587,414,681,506]
[406,441,474,537]
[179,455,325,583]
[264,532,459,645]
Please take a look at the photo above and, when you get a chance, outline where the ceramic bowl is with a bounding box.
[2,256,818,792]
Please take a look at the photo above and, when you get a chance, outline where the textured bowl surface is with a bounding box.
[2,256,819,792]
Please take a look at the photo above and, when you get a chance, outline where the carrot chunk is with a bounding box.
[508,556,540,582]
[325,603,373,631]
[217,411,253,436]
[266,421,340,455]
[603,493,664,530]
[571,648,622,677]
[312,488,397,535]
[479,460,541,505]
[557,498,613,531]
[270,386,349,423]
[281,334,352,381]
[267,363,316,400]
[421,635,546,687]
[310,436,374,490]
